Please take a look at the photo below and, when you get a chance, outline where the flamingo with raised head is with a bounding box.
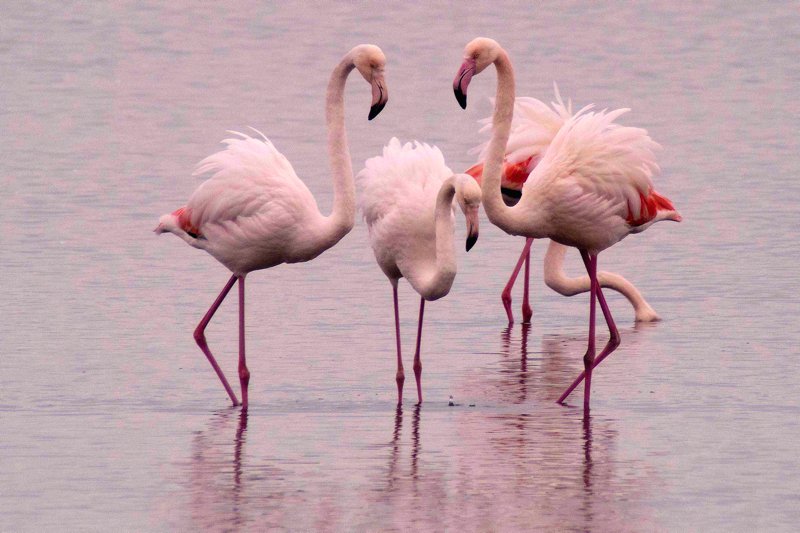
[155,44,388,409]
[454,37,680,410]
[358,138,481,404]
[466,89,659,325]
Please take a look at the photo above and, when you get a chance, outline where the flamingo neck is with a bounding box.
[542,240,660,322]
[481,50,526,235]
[318,55,357,248]
[408,176,460,301]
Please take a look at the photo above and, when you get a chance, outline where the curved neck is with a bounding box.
[408,176,460,300]
[318,56,357,248]
[543,240,660,322]
[481,50,526,234]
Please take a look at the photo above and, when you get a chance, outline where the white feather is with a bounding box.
[177,131,322,273]
[472,83,580,169]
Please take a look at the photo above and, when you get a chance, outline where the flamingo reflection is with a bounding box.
[180,409,289,530]
[387,404,422,486]
[442,330,656,530]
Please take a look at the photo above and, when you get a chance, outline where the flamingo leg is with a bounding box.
[557,255,621,405]
[238,276,250,410]
[194,274,240,407]
[522,239,533,323]
[413,297,425,404]
[393,282,404,404]
[580,251,597,411]
[502,238,534,326]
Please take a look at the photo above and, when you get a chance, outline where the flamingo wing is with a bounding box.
[468,85,581,191]
[357,138,453,275]
[357,137,451,228]
[526,106,670,227]
[184,130,318,239]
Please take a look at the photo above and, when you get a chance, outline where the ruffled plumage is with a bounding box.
[526,107,661,220]
[358,137,453,227]
[520,106,678,251]
[357,137,458,288]
[157,129,323,274]
[186,129,317,235]
[472,84,580,175]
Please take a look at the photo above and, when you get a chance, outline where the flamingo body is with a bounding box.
[156,44,388,408]
[454,37,680,410]
[358,138,481,402]
[360,138,468,299]
[467,88,666,324]
[157,131,329,275]
[514,107,680,253]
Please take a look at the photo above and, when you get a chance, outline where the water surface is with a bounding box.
[2,1,799,531]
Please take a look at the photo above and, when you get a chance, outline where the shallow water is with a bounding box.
[2,1,800,531]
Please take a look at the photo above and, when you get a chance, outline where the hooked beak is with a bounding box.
[465,207,480,252]
[369,74,388,120]
[453,58,476,110]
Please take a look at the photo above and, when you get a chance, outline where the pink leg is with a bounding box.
[502,238,534,326]
[393,283,404,404]
[413,297,425,404]
[580,251,597,411]
[522,239,533,323]
[238,276,250,410]
[558,254,621,405]
[194,275,240,406]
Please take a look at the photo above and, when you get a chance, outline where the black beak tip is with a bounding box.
[454,88,467,110]
[466,234,478,252]
[368,102,386,121]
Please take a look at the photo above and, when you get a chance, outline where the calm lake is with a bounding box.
[2,1,799,531]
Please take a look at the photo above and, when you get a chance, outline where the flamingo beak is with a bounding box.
[453,58,476,109]
[465,207,480,252]
[369,74,388,120]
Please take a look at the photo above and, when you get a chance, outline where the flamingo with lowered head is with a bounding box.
[358,138,481,404]
[453,38,681,410]
[466,89,659,326]
[155,44,388,409]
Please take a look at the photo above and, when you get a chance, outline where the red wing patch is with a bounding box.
[465,162,483,184]
[172,206,202,238]
[626,190,677,227]
[464,156,533,190]
[502,157,533,188]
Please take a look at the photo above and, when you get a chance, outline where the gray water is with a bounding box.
[2,1,799,531]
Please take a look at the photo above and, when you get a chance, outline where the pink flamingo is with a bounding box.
[465,89,659,326]
[155,45,388,409]
[454,38,681,409]
[358,138,481,404]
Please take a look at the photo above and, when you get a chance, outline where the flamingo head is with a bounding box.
[454,37,502,109]
[351,44,388,120]
[455,173,482,251]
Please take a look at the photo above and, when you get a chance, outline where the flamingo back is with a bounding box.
[467,85,579,192]
[523,106,677,250]
[357,138,452,227]
[186,129,316,232]
[357,138,454,280]
[163,129,321,273]
[531,107,660,211]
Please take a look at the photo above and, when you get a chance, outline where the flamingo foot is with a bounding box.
[396,372,405,405]
[413,362,423,404]
[583,349,594,412]
[239,367,250,409]
[501,291,514,326]
[521,302,533,324]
